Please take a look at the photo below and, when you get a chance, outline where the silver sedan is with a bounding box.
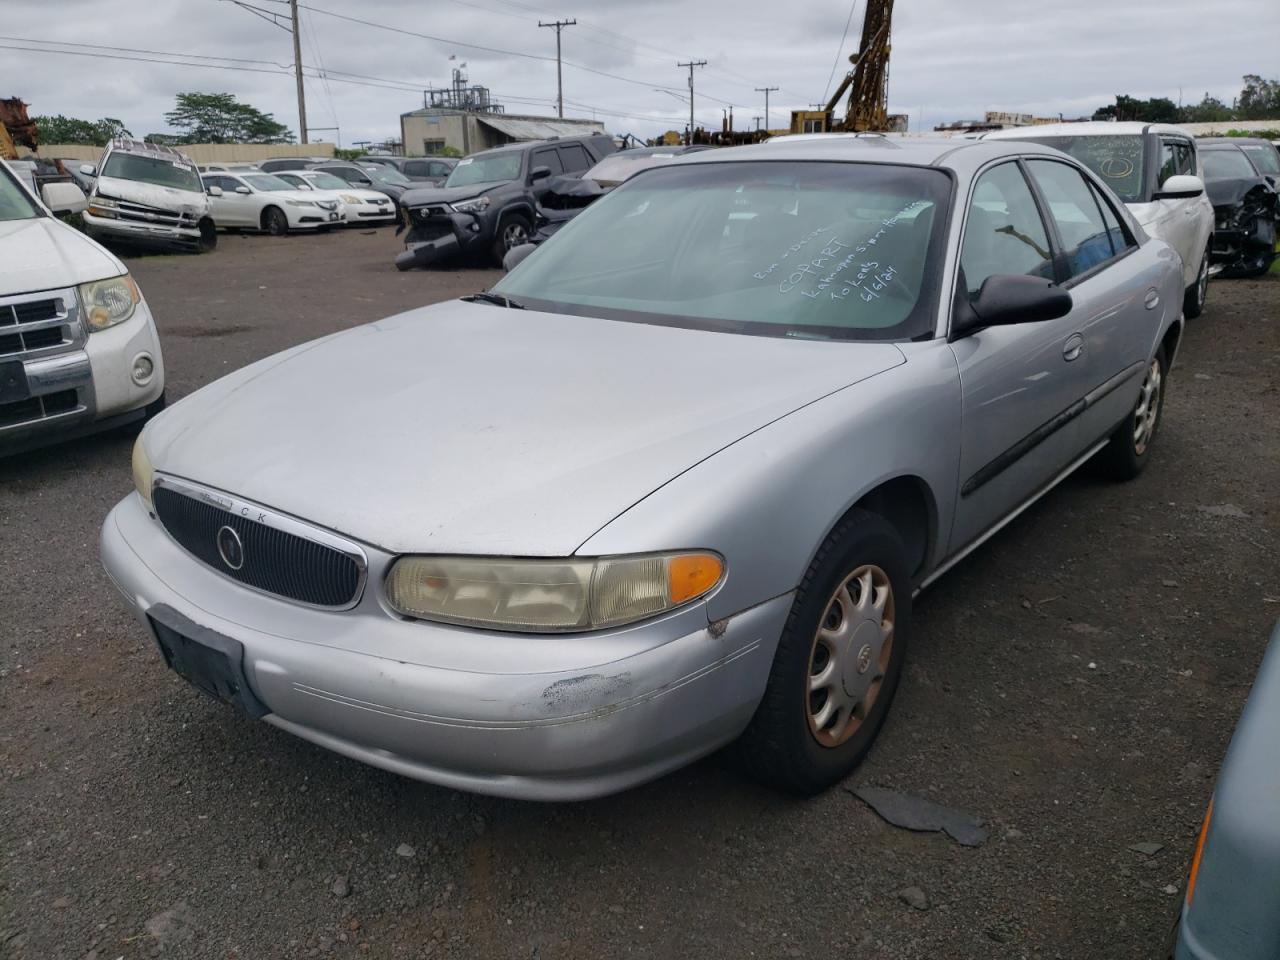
[102,137,1185,800]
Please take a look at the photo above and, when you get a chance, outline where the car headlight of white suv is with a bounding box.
[80,274,140,332]
[385,552,724,632]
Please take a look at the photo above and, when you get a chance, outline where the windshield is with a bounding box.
[445,153,522,188]
[1239,144,1280,176]
[305,172,348,190]
[1203,149,1260,180]
[367,166,409,185]
[495,161,952,342]
[585,151,681,185]
[0,164,42,222]
[1019,135,1147,202]
[243,173,296,192]
[101,152,203,193]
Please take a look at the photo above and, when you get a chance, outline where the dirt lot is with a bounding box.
[2,226,1277,960]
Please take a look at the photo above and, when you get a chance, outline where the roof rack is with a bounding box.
[108,137,193,160]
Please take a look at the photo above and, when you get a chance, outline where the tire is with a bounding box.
[736,508,911,795]
[262,207,288,236]
[1094,346,1167,481]
[1182,244,1209,319]
[491,214,532,266]
[196,218,217,253]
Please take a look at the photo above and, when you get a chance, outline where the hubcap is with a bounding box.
[1197,255,1208,306]
[1133,357,1162,455]
[503,224,527,249]
[806,564,895,748]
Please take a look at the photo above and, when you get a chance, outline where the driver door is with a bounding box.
[946,160,1094,553]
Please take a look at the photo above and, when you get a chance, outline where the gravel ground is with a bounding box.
[2,226,1277,960]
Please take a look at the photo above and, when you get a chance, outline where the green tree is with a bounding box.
[1180,94,1233,123]
[1238,75,1280,120]
[32,114,131,145]
[162,92,294,144]
[1092,95,1181,123]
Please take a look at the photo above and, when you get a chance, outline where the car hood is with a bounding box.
[1205,176,1276,210]
[401,180,511,208]
[0,215,123,296]
[146,301,906,555]
[93,175,209,216]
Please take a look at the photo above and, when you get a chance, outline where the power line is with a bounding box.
[823,0,859,105]
[538,18,575,119]
[0,42,293,76]
[0,34,292,68]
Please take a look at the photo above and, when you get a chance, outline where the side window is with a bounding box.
[558,143,592,172]
[332,167,357,183]
[1157,139,1194,185]
[1026,160,1115,279]
[530,149,563,176]
[403,160,429,177]
[429,162,450,177]
[1087,181,1134,257]
[960,162,1054,298]
[1174,141,1196,177]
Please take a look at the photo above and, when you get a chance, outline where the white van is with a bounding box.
[80,139,218,252]
[0,157,165,454]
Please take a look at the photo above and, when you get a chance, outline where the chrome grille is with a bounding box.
[153,482,365,609]
[0,293,79,359]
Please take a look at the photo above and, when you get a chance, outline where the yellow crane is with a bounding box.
[792,0,897,134]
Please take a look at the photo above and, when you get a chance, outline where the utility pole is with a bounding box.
[755,86,778,132]
[677,60,706,145]
[539,18,576,119]
[289,0,308,143]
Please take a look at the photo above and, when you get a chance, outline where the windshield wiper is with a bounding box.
[464,292,525,309]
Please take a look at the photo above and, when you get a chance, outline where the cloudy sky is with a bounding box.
[3,0,1277,146]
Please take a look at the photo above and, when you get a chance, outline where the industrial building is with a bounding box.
[398,66,605,157]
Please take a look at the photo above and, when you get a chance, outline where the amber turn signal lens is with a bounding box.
[667,553,724,605]
[1185,799,1213,907]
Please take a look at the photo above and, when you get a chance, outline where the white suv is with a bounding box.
[983,122,1215,318]
[0,159,165,455]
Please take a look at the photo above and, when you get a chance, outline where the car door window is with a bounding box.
[1174,141,1196,177]
[1026,160,1115,280]
[530,149,563,176]
[330,167,357,183]
[558,144,593,173]
[404,161,429,177]
[428,162,450,177]
[960,162,1054,298]
[1087,181,1134,258]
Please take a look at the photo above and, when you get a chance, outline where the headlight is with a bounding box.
[132,434,155,510]
[385,552,724,632]
[79,274,140,332]
[286,199,316,208]
[86,196,118,218]
[452,195,490,213]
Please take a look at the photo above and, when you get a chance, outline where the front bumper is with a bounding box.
[101,491,788,800]
[83,211,201,248]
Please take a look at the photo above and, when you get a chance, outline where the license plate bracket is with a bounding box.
[0,359,30,404]
[148,603,269,718]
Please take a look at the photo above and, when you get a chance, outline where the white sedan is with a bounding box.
[200,171,343,235]
[275,170,397,225]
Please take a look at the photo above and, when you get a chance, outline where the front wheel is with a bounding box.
[491,214,532,266]
[196,218,217,253]
[1183,244,1209,319]
[262,207,288,236]
[736,508,911,795]
[1094,346,1166,481]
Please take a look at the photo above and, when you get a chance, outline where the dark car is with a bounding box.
[258,157,326,173]
[360,155,458,185]
[309,162,412,209]
[1199,140,1278,277]
[395,134,616,270]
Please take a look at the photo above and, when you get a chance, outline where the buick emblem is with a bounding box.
[856,643,873,674]
[216,525,244,570]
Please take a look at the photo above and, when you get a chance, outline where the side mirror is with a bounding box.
[235,185,251,195]
[1154,174,1204,200]
[206,185,224,197]
[41,182,87,215]
[502,242,538,271]
[356,177,373,186]
[953,274,1072,338]
[529,165,552,183]
[79,163,96,176]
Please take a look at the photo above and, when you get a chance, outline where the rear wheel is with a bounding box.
[1095,346,1166,480]
[737,508,911,795]
[262,206,288,236]
[491,214,531,266]
[1182,244,1209,319]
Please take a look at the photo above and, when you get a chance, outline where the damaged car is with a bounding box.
[395,134,615,270]
[1199,140,1278,278]
[80,139,217,253]
[102,137,1185,800]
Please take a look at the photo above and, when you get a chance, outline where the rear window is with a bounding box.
[1203,149,1259,180]
[1240,144,1280,176]
[495,160,952,342]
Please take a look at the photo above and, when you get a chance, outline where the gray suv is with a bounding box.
[396,134,615,269]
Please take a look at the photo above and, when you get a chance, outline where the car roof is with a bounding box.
[982,121,1195,139]
[670,134,1072,174]
[1199,136,1274,148]
[473,134,607,158]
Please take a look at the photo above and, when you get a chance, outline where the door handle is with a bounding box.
[1063,333,1084,362]
[1144,289,1160,310]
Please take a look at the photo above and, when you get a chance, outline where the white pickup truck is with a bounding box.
[0,157,165,455]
